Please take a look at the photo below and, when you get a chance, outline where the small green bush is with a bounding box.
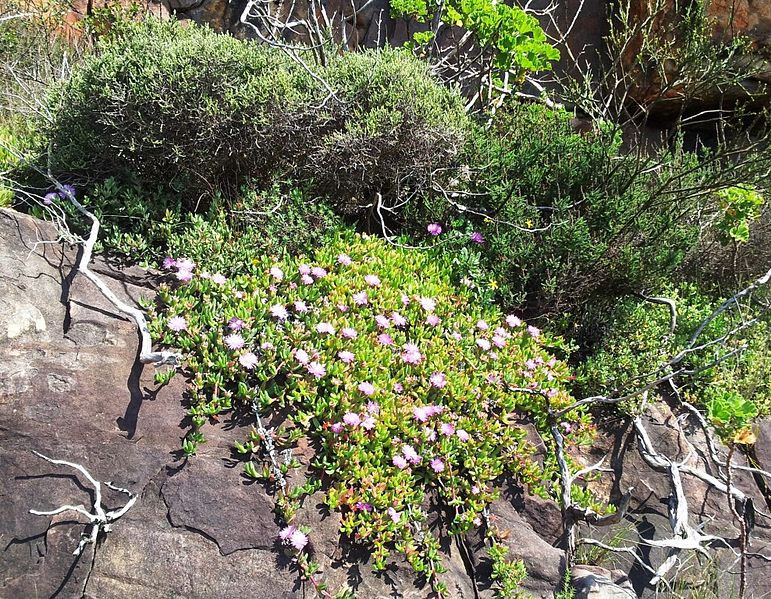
[43,18,468,208]
[148,233,599,591]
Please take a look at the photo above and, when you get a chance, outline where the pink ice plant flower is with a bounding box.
[401,343,423,364]
[330,422,344,434]
[270,304,289,320]
[528,325,541,338]
[429,372,447,389]
[494,327,509,338]
[366,402,380,415]
[176,258,195,271]
[427,222,443,236]
[338,351,355,364]
[430,458,445,473]
[401,444,421,465]
[476,338,491,351]
[228,317,245,331]
[361,416,376,430]
[401,294,410,306]
[456,429,470,442]
[426,314,441,327]
[307,361,326,378]
[290,529,308,551]
[358,382,375,396]
[390,312,407,327]
[375,315,390,329]
[440,422,455,436]
[211,273,227,285]
[343,412,361,427]
[377,333,394,346]
[298,264,311,276]
[418,297,436,312]
[388,507,401,523]
[337,253,352,265]
[279,526,296,541]
[269,266,284,280]
[311,266,327,278]
[492,336,506,348]
[392,455,409,469]
[167,316,187,332]
[506,315,522,328]
[162,257,176,270]
[301,274,314,285]
[239,352,259,369]
[365,274,381,287]
[294,300,308,313]
[224,333,245,350]
[477,320,489,330]
[316,322,336,335]
[341,327,358,339]
[470,231,485,244]
[176,269,193,283]
[294,349,311,365]
[353,291,369,306]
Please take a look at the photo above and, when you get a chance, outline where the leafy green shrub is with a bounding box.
[577,283,771,416]
[148,233,598,592]
[43,18,468,208]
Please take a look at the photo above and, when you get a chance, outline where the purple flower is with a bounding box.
[279,526,296,541]
[311,266,327,278]
[476,338,491,351]
[366,401,380,415]
[430,458,445,473]
[528,325,541,338]
[316,322,336,335]
[506,315,522,328]
[390,312,407,328]
[239,352,259,369]
[427,223,443,236]
[354,502,374,512]
[451,331,463,341]
[401,294,411,306]
[270,304,289,320]
[361,416,376,430]
[341,327,358,339]
[401,444,421,465]
[343,412,361,427]
[338,350,355,364]
[298,264,311,276]
[162,257,177,270]
[440,422,455,436]
[353,291,369,306]
[470,231,485,244]
[225,333,245,350]
[58,184,76,199]
[377,333,394,346]
[307,361,326,379]
[392,455,409,469]
[301,274,314,285]
[375,315,390,329]
[365,274,381,287]
[456,429,470,442]
[413,406,430,422]
[289,529,308,551]
[492,335,506,348]
[494,327,509,338]
[426,405,444,417]
[176,270,193,283]
[294,349,310,365]
[211,273,227,285]
[388,507,401,523]
[393,382,404,393]
[426,314,441,327]
[168,315,187,332]
[261,342,275,350]
[429,372,447,389]
[43,192,58,206]
[331,422,344,433]
[270,266,284,280]
[358,382,375,396]
[228,317,245,331]
[477,320,489,331]
[176,258,195,271]
[418,297,436,312]
[337,254,352,265]
[294,300,309,313]
[401,343,423,365]
[337,304,348,313]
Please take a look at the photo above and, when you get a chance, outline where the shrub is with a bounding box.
[148,233,599,592]
[576,283,771,416]
[43,18,468,208]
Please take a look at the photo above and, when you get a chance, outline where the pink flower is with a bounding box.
[176,258,195,271]
[429,372,447,389]
[343,412,361,427]
[167,315,187,332]
[546,388,559,398]
[331,422,344,433]
[316,322,336,335]
[390,312,407,327]
[401,343,423,365]
[424,427,437,442]
[298,264,311,276]
[401,294,411,306]
[294,300,309,313]
[425,405,444,417]
[418,297,436,312]
[525,359,537,371]
[294,349,310,365]
[228,317,245,331]
[375,315,390,329]
[162,257,176,270]
[176,269,193,283]
[353,291,369,306]
[560,422,573,433]
[492,336,506,348]
[430,458,445,473]
[413,406,430,422]
[337,254,352,265]
[476,338,491,351]
[270,266,284,280]
[377,333,394,346]
[528,325,541,338]
[427,223,442,236]
[361,416,376,430]
[451,332,462,341]
[211,273,227,285]
[200,272,212,280]
[506,315,522,328]
[279,526,296,541]
[365,274,381,287]
[354,502,373,512]
[261,342,275,350]
[471,485,480,495]
[426,314,441,327]
[239,352,259,369]
[307,361,326,378]
[494,327,509,338]
[393,383,404,393]
[366,401,380,415]
[341,327,358,339]
[338,350,355,364]
[456,429,470,442]
[337,304,348,313]
[470,231,485,244]
[311,266,327,278]
[388,507,401,523]
[225,333,245,350]
[358,382,375,396]
[392,455,409,469]
[440,422,455,436]
[301,274,314,285]
[401,444,421,465]
[477,320,489,331]
[289,529,308,551]
[270,304,289,320]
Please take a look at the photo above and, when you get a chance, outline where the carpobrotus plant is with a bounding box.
[149,232,596,595]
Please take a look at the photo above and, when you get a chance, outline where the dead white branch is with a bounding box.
[28,451,138,556]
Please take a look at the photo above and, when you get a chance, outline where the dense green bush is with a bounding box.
[576,283,771,416]
[43,18,468,208]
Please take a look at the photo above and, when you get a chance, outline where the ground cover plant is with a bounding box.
[148,232,600,595]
